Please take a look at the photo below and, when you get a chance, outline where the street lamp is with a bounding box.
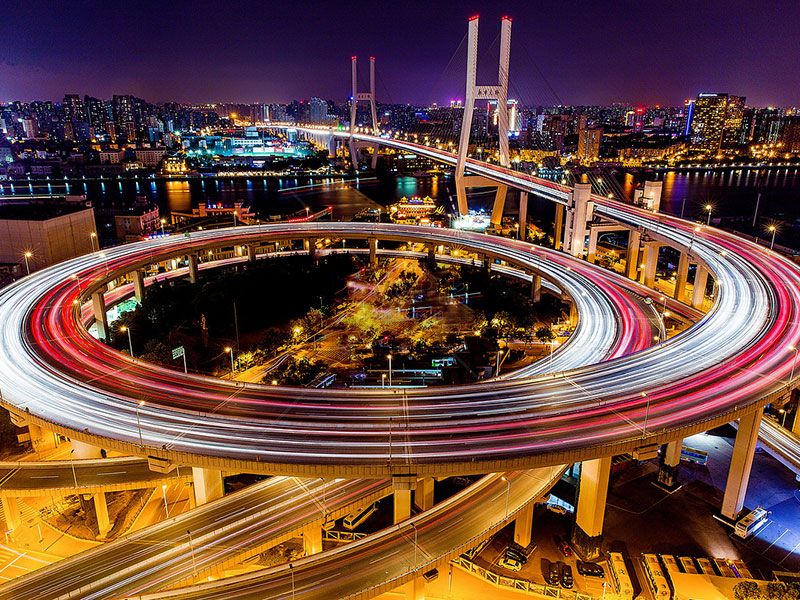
[769,225,777,250]
[778,409,787,428]
[387,354,392,388]
[161,484,170,517]
[705,204,712,226]
[501,476,510,518]
[382,373,386,388]
[120,325,134,357]
[135,400,145,447]
[641,391,650,438]
[23,251,32,275]
[225,347,235,378]
[160,218,167,236]
[90,232,98,252]
[410,522,418,569]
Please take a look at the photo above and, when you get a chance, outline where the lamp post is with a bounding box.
[705,204,712,226]
[769,225,777,250]
[161,484,170,517]
[23,251,31,275]
[641,391,650,438]
[225,347,234,378]
[788,345,799,386]
[778,409,787,428]
[120,325,134,357]
[410,522,418,569]
[160,218,166,236]
[382,373,386,388]
[90,232,97,252]
[135,400,145,447]
[387,354,392,388]
[501,476,510,518]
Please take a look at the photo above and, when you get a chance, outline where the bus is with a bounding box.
[678,556,699,574]
[607,552,634,600]
[696,557,715,576]
[735,507,769,539]
[642,553,671,600]
[730,560,754,579]
[660,555,681,578]
[713,558,736,577]
[680,446,709,465]
[342,502,378,531]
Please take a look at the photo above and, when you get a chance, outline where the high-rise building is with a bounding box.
[84,95,107,136]
[577,125,603,164]
[689,93,729,153]
[781,116,800,152]
[721,95,746,149]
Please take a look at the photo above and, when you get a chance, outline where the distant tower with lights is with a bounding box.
[349,56,380,169]
[455,15,512,227]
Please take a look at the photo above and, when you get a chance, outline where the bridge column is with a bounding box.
[721,409,762,521]
[643,241,660,288]
[393,475,416,524]
[587,227,600,264]
[563,183,593,257]
[303,526,323,556]
[406,578,425,600]
[188,254,199,284]
[656,439,682,491]
[416,477,434,512]
[674,252,690,303]
[554,204,564,251]
[513,502,534,547]
[490,184,509,229]
[94,492,111,537]
[692,265,709,309]
[427,246,436,269]
[518,192,528,241]
[91,289,109,342]
[369,238,378,266]
[1,497,21,534]
[571,456,612,561]
[71,438,103,459]
[531,274,542,303]
[247,244,256,263]
[625,230,641,280]
[132,269,146,302]
[192,467,224,506]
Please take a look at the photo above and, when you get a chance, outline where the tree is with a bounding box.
[140,340,173,366]
[734,581,761,600]
[535,326,556,344]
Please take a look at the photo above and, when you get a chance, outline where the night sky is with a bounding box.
[2,0,798,107]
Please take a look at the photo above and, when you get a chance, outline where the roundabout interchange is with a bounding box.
[1,136,800,599]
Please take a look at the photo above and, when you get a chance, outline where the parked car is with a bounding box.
[557,539,573,557]
[498,550,523,571]
[546,503,568,515]
[422,568,439,582]
[544,560,560,586]
[577,561,605,578]
[560,563,574,589]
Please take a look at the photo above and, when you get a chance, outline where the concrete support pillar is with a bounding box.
[656,439,683,490]
[721,409,763,520]
[563,183,593,257]
[692,265,709,309]
[29,424,59,452]
[94,492,111,536]
[643,242,660,288]
[192,467,224,506]
[188,254,199,284]
[571,456,612,561]
[303,527,323,556]
[406,578,425,600]
[247,244,256,263]
[369,238,378,266]
[554,204,564,251]
[1,497,21,533]
[625,230,641,280]
[91,289,108,342]
[132,270,145,302]
[513,501,534,547]
[71,438,103,459]
[587,227,600,264]
[393,476,416,524]
[531,274,542,303]
[490,184,508,229]
[793,398,800,436]
[427,247,436,269]
[416,477,434,512]
[569,301,578,327]
[674,252,690,303]
[518,192,528,241]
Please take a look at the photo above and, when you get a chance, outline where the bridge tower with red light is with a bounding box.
[349,56,380,170]
[455,15,512,227]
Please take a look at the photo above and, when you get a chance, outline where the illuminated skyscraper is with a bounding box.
[689,93,729,153]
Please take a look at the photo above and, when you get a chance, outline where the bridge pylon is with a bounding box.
[455,15,512,228]
[349,56,380,170]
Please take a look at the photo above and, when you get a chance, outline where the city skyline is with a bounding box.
[2,1,799,107]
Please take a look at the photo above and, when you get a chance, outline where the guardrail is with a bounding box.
[323,529,367,542]
[451,554,616,600]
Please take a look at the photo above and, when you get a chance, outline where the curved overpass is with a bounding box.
[0,211,797,477]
